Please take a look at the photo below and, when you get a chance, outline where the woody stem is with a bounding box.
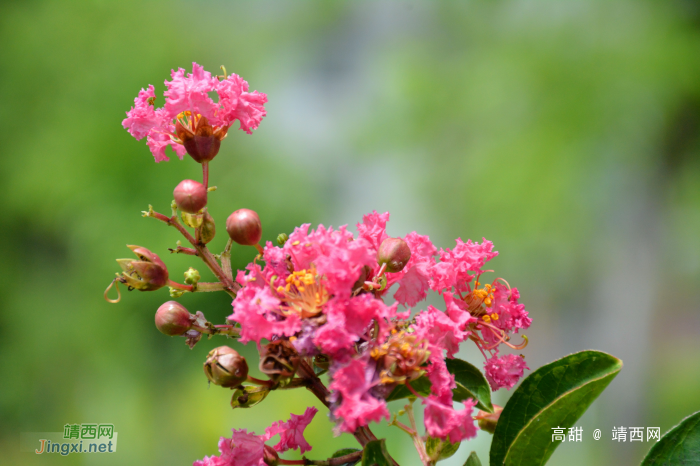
[296,360,399,466]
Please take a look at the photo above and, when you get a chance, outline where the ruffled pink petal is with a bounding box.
[484,353,529,391]
[216,74,267,133]
[356,210,390,251]
[328,359,390,433]
[229,286,300,344]
[413,306,467,358]
[430,238,498,292]
[423,396,478,443]
[264,407,318,454]
[122,85,161,140]
[163,63,218,122]
[315,296,398,359]
[389,232,436,307]
[194,429,264,466]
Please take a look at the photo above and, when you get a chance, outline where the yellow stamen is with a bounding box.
[482,315,491,323]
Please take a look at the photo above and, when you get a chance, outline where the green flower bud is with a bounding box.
[377,237,411,273]
[276,232,289,246]
[204,346,249,388]
[155,301,192,336]
[184,267,200,285]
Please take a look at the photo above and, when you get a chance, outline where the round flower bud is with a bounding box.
[204,346,249,388]
[173,179,207,214]
[226,209,262,246]
[377,237,412,273]
[263,445,279,466]
[155,301,192,336]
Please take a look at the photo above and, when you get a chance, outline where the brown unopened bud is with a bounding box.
[173,179,207,214]
[475,404,503,434]
[204,346,249,387]
[155,301,192,336]
[116,245,169,291]
[263,445,279,466]
[226,209,262,246]
[377,237,411,273]
[176,116,224,163]
[200,211,216,244]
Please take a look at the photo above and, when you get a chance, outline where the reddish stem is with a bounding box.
[202,162,209,190]
[169,245,198,256]
[167,280,193,292]
[147,208,239,296]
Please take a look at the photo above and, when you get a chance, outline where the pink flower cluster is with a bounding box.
[194,407,317,466]
[122,63,267,162]
[227,211,532,443]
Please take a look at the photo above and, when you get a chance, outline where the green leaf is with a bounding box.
[446,358,494,413]
[331,448,362,466]
[464,451,482,466]
[361,439,392,466]
[490,350,622,466]
[641,410,700,465]
[426,436,461,461]
[230,386,269,409]
[385,376,432,402]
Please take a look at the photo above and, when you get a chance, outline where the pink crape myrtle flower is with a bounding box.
[194,429,265,466]
[484,353,530,391]
[430,238,498,293]
[123,62,266,162]
[413,305,469,359]
[329,358,390,433]
[357,211,437,307]
[194,408,318,466]
[423,396,478,444]
[265,406,319,454]
[222,210,531,439]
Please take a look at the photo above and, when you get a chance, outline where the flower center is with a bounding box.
[464,281,494,312]
[276,267,329,319]
[371,330,430,384]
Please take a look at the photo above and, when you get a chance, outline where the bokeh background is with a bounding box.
[2,1,700,465]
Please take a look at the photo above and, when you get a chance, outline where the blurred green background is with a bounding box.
[2,1,700,465]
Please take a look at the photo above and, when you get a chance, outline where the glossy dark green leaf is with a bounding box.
[230,386,269,409]
[361,439,392,466]
[446,358,494,413]
[385,376,432,402]
[490,350,622,466]
[426,436,460,461]
[464,451,482,466]
[641,410,700,466]
[331,448,362,466]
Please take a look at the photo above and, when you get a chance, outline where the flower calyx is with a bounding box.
[115,245,168,291]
